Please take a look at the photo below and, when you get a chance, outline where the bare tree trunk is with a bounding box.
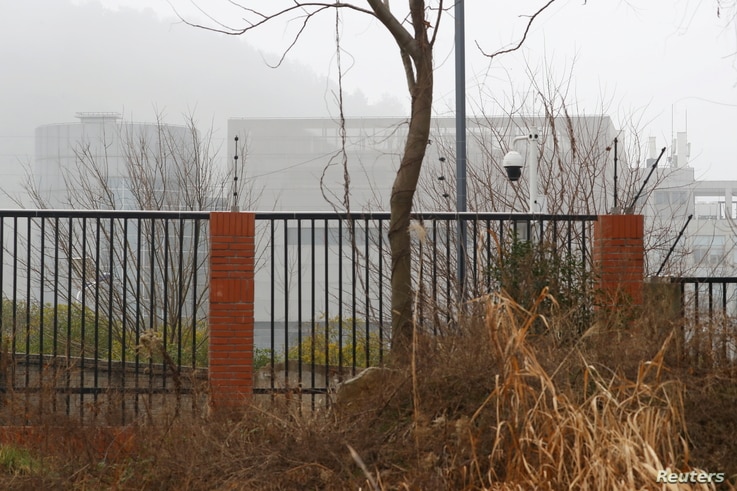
[387,8,433,360]
[178,0,561,363]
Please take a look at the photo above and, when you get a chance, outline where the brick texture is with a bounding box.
[594,214,644,305]
[209,212,255,410]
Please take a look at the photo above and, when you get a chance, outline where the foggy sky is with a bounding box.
[157,0,737,181]
[0,0,403,206]
[2,0,736,210]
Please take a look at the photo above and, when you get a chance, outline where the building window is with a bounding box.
[692,235,725,267]
[655,191,689,207]
[671,191,689,205]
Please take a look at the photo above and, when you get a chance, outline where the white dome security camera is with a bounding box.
[502,150,524,182]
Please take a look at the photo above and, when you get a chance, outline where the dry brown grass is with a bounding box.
[0,291,735,490]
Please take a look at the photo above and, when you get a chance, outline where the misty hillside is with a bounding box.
[0,0,403,206]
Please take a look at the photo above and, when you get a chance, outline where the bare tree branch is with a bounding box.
[477,0,560,61]
[366,0,418,58]
[174,2,376,36]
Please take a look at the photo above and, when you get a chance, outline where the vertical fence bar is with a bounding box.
[485,218,491,293]
[121,218,129,424]
[177,219,184,369]
[567,220,574,292]
[323,220,329,395]
[581,219,589,275]
[296,219,303,404]
[135,217,142,417]
[695,283,700,356]
[177,218,188,414]
[283,219,289,390]
[338,221,343,375]
[310,218,316,408]
[432,220,438,334]
[270,219,276,395]
[39,218,46,391]
[93,218,102,407]
[149,219,156,402]
[0,217,3,383]
[24,218,31,401]
[364,218,370,367]
[351,218,357,376]
[79,218,88,421]
[377,218,384,364]
[537,217,544,246]
[190,220,200,371]
[443,219,450,323]
[709,281,714,362]
[471,217,478,296]
[52,217,59,413]
[12,217,17,379]
[722,281,727,361]
[65,217,72,416]
[498,219,504,276]
[0,217,3,350]
[107,217,114,415]
[680,280,687,362]
[190,219,201,413]
[162,219,170,392]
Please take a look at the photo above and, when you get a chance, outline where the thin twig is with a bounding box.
[477,0,560,61]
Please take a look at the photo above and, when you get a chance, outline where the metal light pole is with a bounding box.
[455,0,467,295]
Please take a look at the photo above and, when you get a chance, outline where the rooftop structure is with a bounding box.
[228,115,628,215]
[34,114,227,211]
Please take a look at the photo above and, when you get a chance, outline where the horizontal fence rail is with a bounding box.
[672,277,737,367]
[253,211,597,407]
[0,210,210,424]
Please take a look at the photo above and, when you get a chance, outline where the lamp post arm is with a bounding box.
[510,135,528,149]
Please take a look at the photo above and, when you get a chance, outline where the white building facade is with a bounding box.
[34,112,226,211]
[639,132,737,278]
[228,115,627,215]
[28,113,216,323]
[228,115,628,350]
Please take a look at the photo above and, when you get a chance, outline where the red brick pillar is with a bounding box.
[593,214,644,305]
[209,212,255,410]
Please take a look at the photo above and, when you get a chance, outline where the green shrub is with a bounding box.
[0,299,208,367]
[488,236,595,341]
[287,316,386,368]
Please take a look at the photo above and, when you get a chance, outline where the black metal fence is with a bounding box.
[0,210,210,424]
[672,277,737,366]
[0,208,600,417]
[253,211,598,405]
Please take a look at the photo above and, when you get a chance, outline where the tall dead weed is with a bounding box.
[0,291,731,490]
